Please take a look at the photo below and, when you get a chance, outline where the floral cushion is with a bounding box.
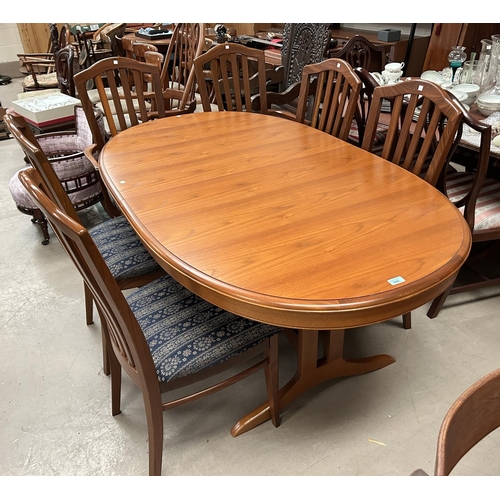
[446,172,500,231]
[89,216,162,280]
[127,275,280,382]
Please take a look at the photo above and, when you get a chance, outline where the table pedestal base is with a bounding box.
[230,328,395,436]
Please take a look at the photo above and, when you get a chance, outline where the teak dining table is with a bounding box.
[98,112,471,436]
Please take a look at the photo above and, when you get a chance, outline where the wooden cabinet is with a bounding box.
[423,23,500,71]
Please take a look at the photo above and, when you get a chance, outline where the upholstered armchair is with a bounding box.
[8,105,107,244]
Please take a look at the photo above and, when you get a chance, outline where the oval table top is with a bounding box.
[99,112,471,330]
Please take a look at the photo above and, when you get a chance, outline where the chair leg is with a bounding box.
[102,326,110,376]
[427,284,454,319]
[32,207,50,245]
[84,282,94,325]
[108,344,122,416]
[265,333,281,428]
[402,312,411,330]
[143,389,164,476]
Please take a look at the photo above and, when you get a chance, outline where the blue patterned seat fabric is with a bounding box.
[127,275,281,382]
[89,216,162,280]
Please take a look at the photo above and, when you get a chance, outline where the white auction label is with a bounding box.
[388,276,406,285]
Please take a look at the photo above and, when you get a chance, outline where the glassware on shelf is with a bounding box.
[479,34,500,97]
[459,60,483,85]
[448,45,467,83]
[477,39,494,92]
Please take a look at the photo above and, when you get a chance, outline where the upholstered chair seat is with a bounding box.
[88,216,162,281]
[446,173,500,231]
[128,274,281,383]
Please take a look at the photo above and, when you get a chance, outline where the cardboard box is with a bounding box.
[378,29,401,42]
[11,93,81,128]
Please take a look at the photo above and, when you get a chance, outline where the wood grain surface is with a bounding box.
[99,112,471,329]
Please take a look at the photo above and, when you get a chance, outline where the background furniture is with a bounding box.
[427,107,498,318]
[98,111,471,437]
[194,43,268,113]
[19,167,281,476]
[8,105,103,245]
[423,23,500,72]
[159,23,205,114]
[329,34,387,72]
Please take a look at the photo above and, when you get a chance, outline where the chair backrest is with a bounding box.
[160,22,205,111]
[435,367,500,475]
[5,112,80,222]
[94,23,126,56]
[73,56,166,148]
[280,23,331,91]
[48,23,61,53]
[18,167,159,410]
[440,101,492,233]
[362,79,464,186]
[55,45,75,96]
[353,66,381,144]
[194,43,268,113]
[295,58,362,141]
[133,42,158,62]
[330,35,387,73]
[117,35,135,59]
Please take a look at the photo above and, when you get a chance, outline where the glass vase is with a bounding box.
[480,34,500,96]
[448,45,467,83]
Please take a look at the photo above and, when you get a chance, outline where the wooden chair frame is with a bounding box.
[18,167,281,476]
[427,102,495,319]
[194,43,268,113]
[74,56,166,150]
[362,79,465,329]
[5,112,164,335]
[295,58,362,141]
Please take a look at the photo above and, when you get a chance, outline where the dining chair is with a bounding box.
[158,22,204,114]
[18,167,281,476]
[132,41,158,62]
[350,66,389,151]
[91,23,126,57]
[426,106,498,319]
[5,112,164,340]
[194,43,268,113]
[250,23,331,115]
[16,23,68,87]
[73,56,166,147]
[328,35,388,73]
[116,34,135,59]
[362,79,465,329]
[294,58,362,142]
[410,367,500,475]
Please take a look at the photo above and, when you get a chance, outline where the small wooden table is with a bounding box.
[99,112,471,436]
